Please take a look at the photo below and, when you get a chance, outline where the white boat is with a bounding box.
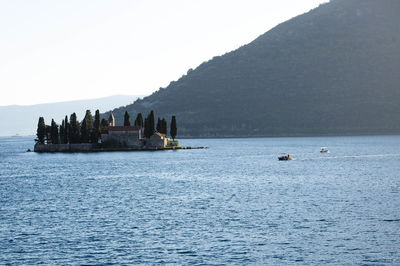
[320,147,329,153]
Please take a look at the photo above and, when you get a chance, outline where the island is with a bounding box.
[34,109,207,153]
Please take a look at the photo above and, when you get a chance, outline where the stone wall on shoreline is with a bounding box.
[34,143,94,152]
[33,143,206,153]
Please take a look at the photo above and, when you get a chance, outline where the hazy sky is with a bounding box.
[0,0,328,106]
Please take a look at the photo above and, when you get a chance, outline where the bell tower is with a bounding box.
[108,112,115,127]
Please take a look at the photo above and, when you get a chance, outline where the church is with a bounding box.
[101,113,167,148]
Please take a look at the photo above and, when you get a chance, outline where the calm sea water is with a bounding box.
[1,135,399,264]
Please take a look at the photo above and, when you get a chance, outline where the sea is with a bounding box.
[1,135,399,264]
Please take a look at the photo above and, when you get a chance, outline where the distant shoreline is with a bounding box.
[176,132,400,139]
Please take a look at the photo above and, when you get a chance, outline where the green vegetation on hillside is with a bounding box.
[106,0,400,137]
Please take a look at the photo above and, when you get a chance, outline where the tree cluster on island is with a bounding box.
[36,110,177,144]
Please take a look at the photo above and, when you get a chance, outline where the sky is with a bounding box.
[0,0,329,106]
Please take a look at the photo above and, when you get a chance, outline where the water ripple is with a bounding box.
[1,136,400,264]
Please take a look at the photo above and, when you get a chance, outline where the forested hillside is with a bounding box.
[108,0,400,137]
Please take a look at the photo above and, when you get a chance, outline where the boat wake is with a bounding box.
[297,153,400,161]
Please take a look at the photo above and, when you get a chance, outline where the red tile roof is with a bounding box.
[108,126,141,131]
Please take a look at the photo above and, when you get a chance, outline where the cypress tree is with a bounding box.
[161,118,168,136]
[170,116,177,141]
[134,113,143,127]
[81,110,93,143]
[144,117,150,138]
[64,115,69,144]
[69,114,75,143]
[69,113,81,144]
[60,119,65,144]
[92,109,101,143]
[149,110,155,136]
[51,119,59,144]
[156,117,161,133]
[100,118,109,132]
[36,117,46,144]
[45,125,51,144]
[143,111,155,138]
[81,119,86,142]
[124,111,131,126]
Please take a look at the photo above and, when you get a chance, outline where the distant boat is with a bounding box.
[11,134,22,138]
[320,147,330,153]
[278,153,293,161]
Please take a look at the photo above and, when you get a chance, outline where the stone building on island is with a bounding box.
[101,116,168,149]
[149,132,168,148]
[101,125,143,148]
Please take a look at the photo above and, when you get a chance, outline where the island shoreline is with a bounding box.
[33,143,207,153]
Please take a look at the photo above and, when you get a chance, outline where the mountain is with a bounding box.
[0,95,143,136]
[108,0,400,137]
